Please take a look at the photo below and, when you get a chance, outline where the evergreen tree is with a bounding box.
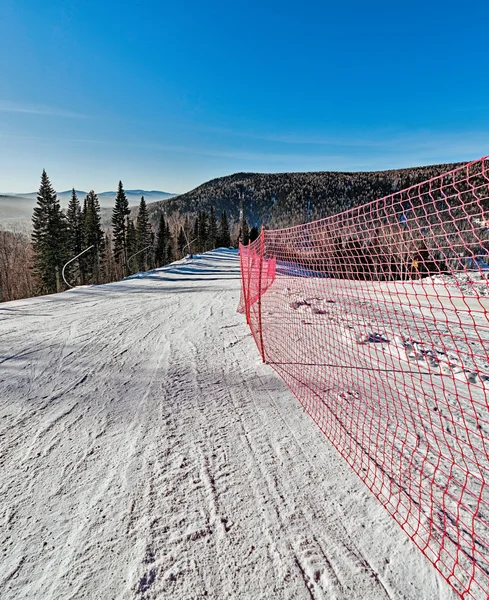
[184,215,191,245]
[199,211,208,251]
[125,218,137,274]
[79,196,89,283]
[249,225,260,243]
[31,170,69,294]
[136,196,153,271]
[177,227,186,257]
[101,233,115,283]
[164,220,172,258]
[155,212,167,267]
[193,215,200,253]
[166,227,174,264]
[241,219,250,245]
[208,205,217,250]
[111,181,130,272]
[66,189,84,284]
[149,229,155,270]
[218,211,231,247]
[66,189,83,255]
[83,191,104,284]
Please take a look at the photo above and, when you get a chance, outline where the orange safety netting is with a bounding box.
[238,156,489,599]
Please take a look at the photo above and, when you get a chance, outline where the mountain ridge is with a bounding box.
[0,189,175,223]
[0,162,470,230]
[148,162,466,229]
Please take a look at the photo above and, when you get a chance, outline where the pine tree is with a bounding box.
[177,227,186,257]
[66,189,84,285]
[208,206,217,250]
[193,215,200,253]
[78,196,88,283]
[166,227,174,264]
[149,229,155,270]
[111,181,130,273]
[155,212,167,267]
[100,233,115,283]
[66,189,83,255]
[31,170,69,294]
[184,215,191,245]
[83,191,104,284]
[125,218,137,274]
[199,211,208,251]
[218,211,231,247]
[241,219,250,245]
[249,225,259,242]
[136,196,153,271]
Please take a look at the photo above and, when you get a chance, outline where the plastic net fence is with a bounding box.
[238,156,489,599]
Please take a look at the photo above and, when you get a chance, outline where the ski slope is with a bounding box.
[0,249,457,600]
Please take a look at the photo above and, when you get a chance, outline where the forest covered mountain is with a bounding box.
[150,162,465,229]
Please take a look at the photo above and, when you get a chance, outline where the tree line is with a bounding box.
[0,170,235,301]
[265,162,489,281]
[159,162,468,230]
[0,228,34,302]
[6,160,476,302]
[189,208,258,252]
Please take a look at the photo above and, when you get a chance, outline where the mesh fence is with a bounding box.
[238,156,489,599]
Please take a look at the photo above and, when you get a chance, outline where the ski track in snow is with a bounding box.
[0,249,456,600]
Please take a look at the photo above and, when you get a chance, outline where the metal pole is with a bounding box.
[62,245,94,289]
[127,245,153,274]
[257,228,266,363]
[246,239,252,325]
[238,241,247,323]
[183,238,197,257]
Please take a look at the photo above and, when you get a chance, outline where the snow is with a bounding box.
[0,249,456,599]
[266,271,489,597]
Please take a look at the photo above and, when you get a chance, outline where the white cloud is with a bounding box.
[0,100,88,119]
[202,124,489,156]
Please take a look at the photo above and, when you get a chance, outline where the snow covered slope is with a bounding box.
[0,249,456,600]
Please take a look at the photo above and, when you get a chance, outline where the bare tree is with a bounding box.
[0,226,36,302]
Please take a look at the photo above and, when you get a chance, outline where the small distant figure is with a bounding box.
[411,257,420,279]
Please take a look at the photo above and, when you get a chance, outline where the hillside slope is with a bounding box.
[152,163,465,228]
[0,250,456,599]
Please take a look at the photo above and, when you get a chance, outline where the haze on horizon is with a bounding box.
[1,0,487,195]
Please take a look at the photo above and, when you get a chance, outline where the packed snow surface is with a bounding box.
[0,249,456,599]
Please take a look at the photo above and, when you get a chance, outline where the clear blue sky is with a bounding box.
[1,0,487,194]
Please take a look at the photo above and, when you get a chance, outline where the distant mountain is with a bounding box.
[2,163,472,234]
[0,189,175,226]
[147,163,466,229]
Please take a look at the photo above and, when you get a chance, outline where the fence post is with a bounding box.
[246,239,252,325]
[239,242,248,323]
[257,228,266,362]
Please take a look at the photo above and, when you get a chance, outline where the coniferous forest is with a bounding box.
[1,160,482,303]
[154,162,467,229]
[0,171,233,302]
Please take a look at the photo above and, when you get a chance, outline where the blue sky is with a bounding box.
[1,0,488,194]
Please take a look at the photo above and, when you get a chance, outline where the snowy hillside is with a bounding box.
[0,249,456,599]
[156,162,464,229]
